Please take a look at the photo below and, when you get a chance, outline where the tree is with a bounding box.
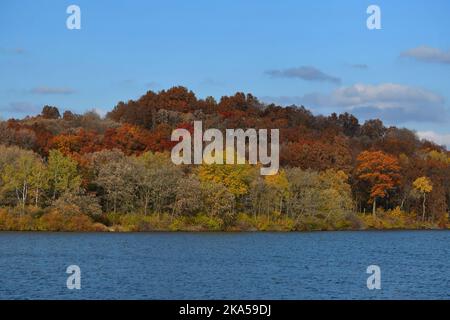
[413,176,433,221]
[284,168,353,225]
[51,192,102,217]
[356,151,401,216]
[134,152,181,215]
[265,170,290,215]
[285,168,321,219]
[41,105,61,119]
[103,124,153,155]
[337,112,360,137]
[317,170,354,222]
[173,175,203,217]
[29,160,48,207]
[0,122,37,150]
[63,110,78,121]
[359,119,386,140]
[198,153,257,198]
[201,181,235,225]
[1,150,44,212]
[47,150,81,200]
[95,155,138,214]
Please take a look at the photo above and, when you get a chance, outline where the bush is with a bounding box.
[295,216,330,231]
[51,192,102,218]
[38,210,98,231]
[191,214,222,231]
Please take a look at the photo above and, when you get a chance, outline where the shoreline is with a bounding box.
[2,210,448,233]
[1,227,449,233]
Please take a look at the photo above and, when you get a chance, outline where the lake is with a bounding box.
[0,231,449,299]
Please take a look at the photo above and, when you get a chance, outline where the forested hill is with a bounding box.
[2,86,447,162]
[0,86,449,231]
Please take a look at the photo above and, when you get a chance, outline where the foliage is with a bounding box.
[356,151,401,215]
[0,86,448,231]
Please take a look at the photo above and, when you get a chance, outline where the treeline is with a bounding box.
[0,86,449,231]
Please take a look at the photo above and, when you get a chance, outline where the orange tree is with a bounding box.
[356,150,401,216]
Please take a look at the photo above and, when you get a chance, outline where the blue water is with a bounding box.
[0,231,449,299]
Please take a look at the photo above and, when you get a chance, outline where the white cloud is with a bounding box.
[401,46,450,64]
[93,108,107,118]
[262,83,449,124]
[328,83,444,110]
[417,131,450,148]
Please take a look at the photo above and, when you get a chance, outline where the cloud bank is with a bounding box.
[265,66,341,84]
[417,131,450,148]
[262,83,449,124]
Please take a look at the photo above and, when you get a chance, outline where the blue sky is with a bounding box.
[1,0,450,146]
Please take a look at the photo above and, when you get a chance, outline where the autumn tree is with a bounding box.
[359,119,386,140]
[265,170,290,215]
[134,152,181,215]
[173,175,203,217]
[201,181,235,225]
[413,176,433,221]
[41,105,61,119]
[356,151,401,216]
[103,124,153,155]
[197,151,257,199]
[94,154,138,213]
[317,169,354,220]
[284,168,353,225]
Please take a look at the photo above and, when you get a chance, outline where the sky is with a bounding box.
[1,0,449,147]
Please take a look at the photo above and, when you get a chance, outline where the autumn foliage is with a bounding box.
[0,86,448,231]
[356,151,401,215]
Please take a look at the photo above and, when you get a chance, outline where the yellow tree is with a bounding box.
[198,163,256,197]
[198,148,257,198]
[265,170,290,215]
[413,176,433,221]
[356,151,401,216]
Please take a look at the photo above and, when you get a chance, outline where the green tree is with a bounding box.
[1,150,43,212]
[47,150,81,200]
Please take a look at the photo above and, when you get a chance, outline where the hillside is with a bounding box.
[0,86,449,231]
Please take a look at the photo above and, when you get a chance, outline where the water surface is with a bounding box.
[0,231,449,299]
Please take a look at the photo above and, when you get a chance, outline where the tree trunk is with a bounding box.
[400,195,406,211]
[372,197,377,216]
[422,193,426,221]
[144,194,149,215]
[35,188,39,207]
[279,197,283,214]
